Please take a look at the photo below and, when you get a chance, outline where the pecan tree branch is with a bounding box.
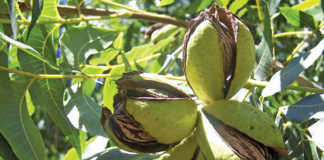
[0,2,188,28]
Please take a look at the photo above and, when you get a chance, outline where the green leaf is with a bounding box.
[60,25,119,68]
[67,88,106,136]
[156,0,175,7]
[18,25,82,157]
[0,134,18,160]
[0,41,8,81]
[196,111,239,160]
[187,0,214,13]
[280,7,318,29]
[281,93,324,122]
[262,40,324,97]
[229,0,248,13]
[260,0,273,52]
[151,25,178,43]
[254,1,273,81]
[0,80,46,160]
[117,31,178,70]
[254,37,272,80]
[0,32,59,71]
[196,0,214,12]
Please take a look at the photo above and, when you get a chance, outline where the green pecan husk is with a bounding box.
[183,4,255,104]
[101,72,197,153]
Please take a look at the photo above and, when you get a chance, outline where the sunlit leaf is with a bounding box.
[229,0,248,13]
[156,0,175,7]
[292,0,320,11]
[25,90,35,116]
[89,48,119,65]
[262,40,324,97]
[113,32,124,50]
[116,31,179,71]
[103,75,121,113]
[280,7,318,29]
[38,0,61,21]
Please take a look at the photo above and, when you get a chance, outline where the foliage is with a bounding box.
[0,0,323,159]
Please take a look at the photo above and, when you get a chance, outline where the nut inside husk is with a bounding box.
[101,72,197,153]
